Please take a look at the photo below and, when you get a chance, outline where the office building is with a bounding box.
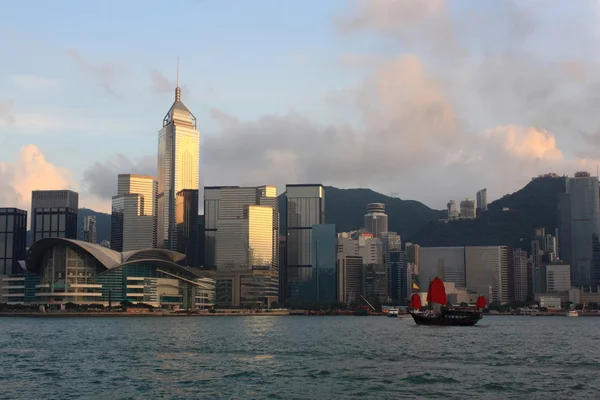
[363,263,387,304]
[310,224,337,304]
[205,185,279,305]
[198,215,205,267]
[82,215,97,244]
[4,238,214,308]
[364,203,388,238]
[546,264,571,292]
[176,189,199,267]
[111,175,157,252]
[381,232,401,261]
[531,234,544,293]
[460,198,476,219]
[157,78,200,250]
[511,248,529,302]
[559,172,600,286]
[0,208,27,275]
[405,243,420,276]
[286,184,325,302]
[476,188,487,215]
[387,250,409,304]
[419,247,466,288]
[465,246,509,304]
[31,190,79,244]
[337,254,362,305]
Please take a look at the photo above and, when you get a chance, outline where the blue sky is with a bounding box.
[1,0,600,212]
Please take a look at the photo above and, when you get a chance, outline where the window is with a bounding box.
[6,215,13,232]
[0,214,5,230]
[59,215,65,231]
[6,233,12,257]
[0,233,5,258]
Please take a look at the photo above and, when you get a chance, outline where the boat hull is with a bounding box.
[409,310,482,326]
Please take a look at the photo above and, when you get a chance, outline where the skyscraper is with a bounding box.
[111,174,157,252]
[558,172,600,286]
[285,184,325,302]
[511,248,528,302]
[31,190,79,244]
[0,208,27,275]
[157,72,200,250]
[387,250,409,304]
[176,189,199,267]
[204,185,279,305]
[311,224,337,304]
[460,198,476,219]
[465,246,509,304]
[82,215,97,244]
[364,203,388,238]
[476,188,487,215]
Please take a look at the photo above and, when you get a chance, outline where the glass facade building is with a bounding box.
[285,184,325,302]
[308,224,337,304]
[559,174,600,286]
[2,238,215,308]
[111,174,157,252]
[364,203,388,238]
[204,186,279,305]
[465,246,509,304]
[387,250,408,304]
[0,208,27,275]
[176,189,199,267]
[31,190,79,244]
[157,86,200,250]
[419,247,466,289]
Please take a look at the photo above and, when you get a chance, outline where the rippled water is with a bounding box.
[1,315,600,399]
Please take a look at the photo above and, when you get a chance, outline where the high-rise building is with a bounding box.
[82,215,97,244]
[337,254,362,305]
[198,215,205,267]
[405,243,420,276]
[205,185,279,305]
[0,208,27,275]
[511,248,528,302]
[419,247,466,288]
[31,190,79,244]
[476,188,487,216]
[531,235,544,293]
[558,172,600,286]
[176,189,199,267]
[364,203,388,238]
[311,224,337,304]
[380,232,401,261]
[447,200,458,220]
[157,77,200,250]
[465,246,509,304]
[460,198,476,219]
[387,250,409,304]
[546,264,571,292]
[111,174,157,252]
[285,184,325,302]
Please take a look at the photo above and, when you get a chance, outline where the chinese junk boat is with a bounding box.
[408,277,485,326]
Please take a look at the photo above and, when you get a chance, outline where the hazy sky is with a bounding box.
[2,0,600,214]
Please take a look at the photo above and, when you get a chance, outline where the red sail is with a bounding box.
[475,295,487,308]
[409,293,422,309]
[426,277,447,306]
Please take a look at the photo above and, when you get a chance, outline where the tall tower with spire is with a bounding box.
[157,60,200,250]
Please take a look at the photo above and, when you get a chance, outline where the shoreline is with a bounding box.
[0,311,292,318]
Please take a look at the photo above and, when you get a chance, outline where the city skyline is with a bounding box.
[2,1,600,215]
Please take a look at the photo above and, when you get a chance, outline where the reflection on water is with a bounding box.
[1,316,600,399]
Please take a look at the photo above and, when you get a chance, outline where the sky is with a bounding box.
[2,0,600,214]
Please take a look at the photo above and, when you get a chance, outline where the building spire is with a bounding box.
[175,57,181,101]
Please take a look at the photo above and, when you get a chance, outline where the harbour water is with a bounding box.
[1,316,599,399]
